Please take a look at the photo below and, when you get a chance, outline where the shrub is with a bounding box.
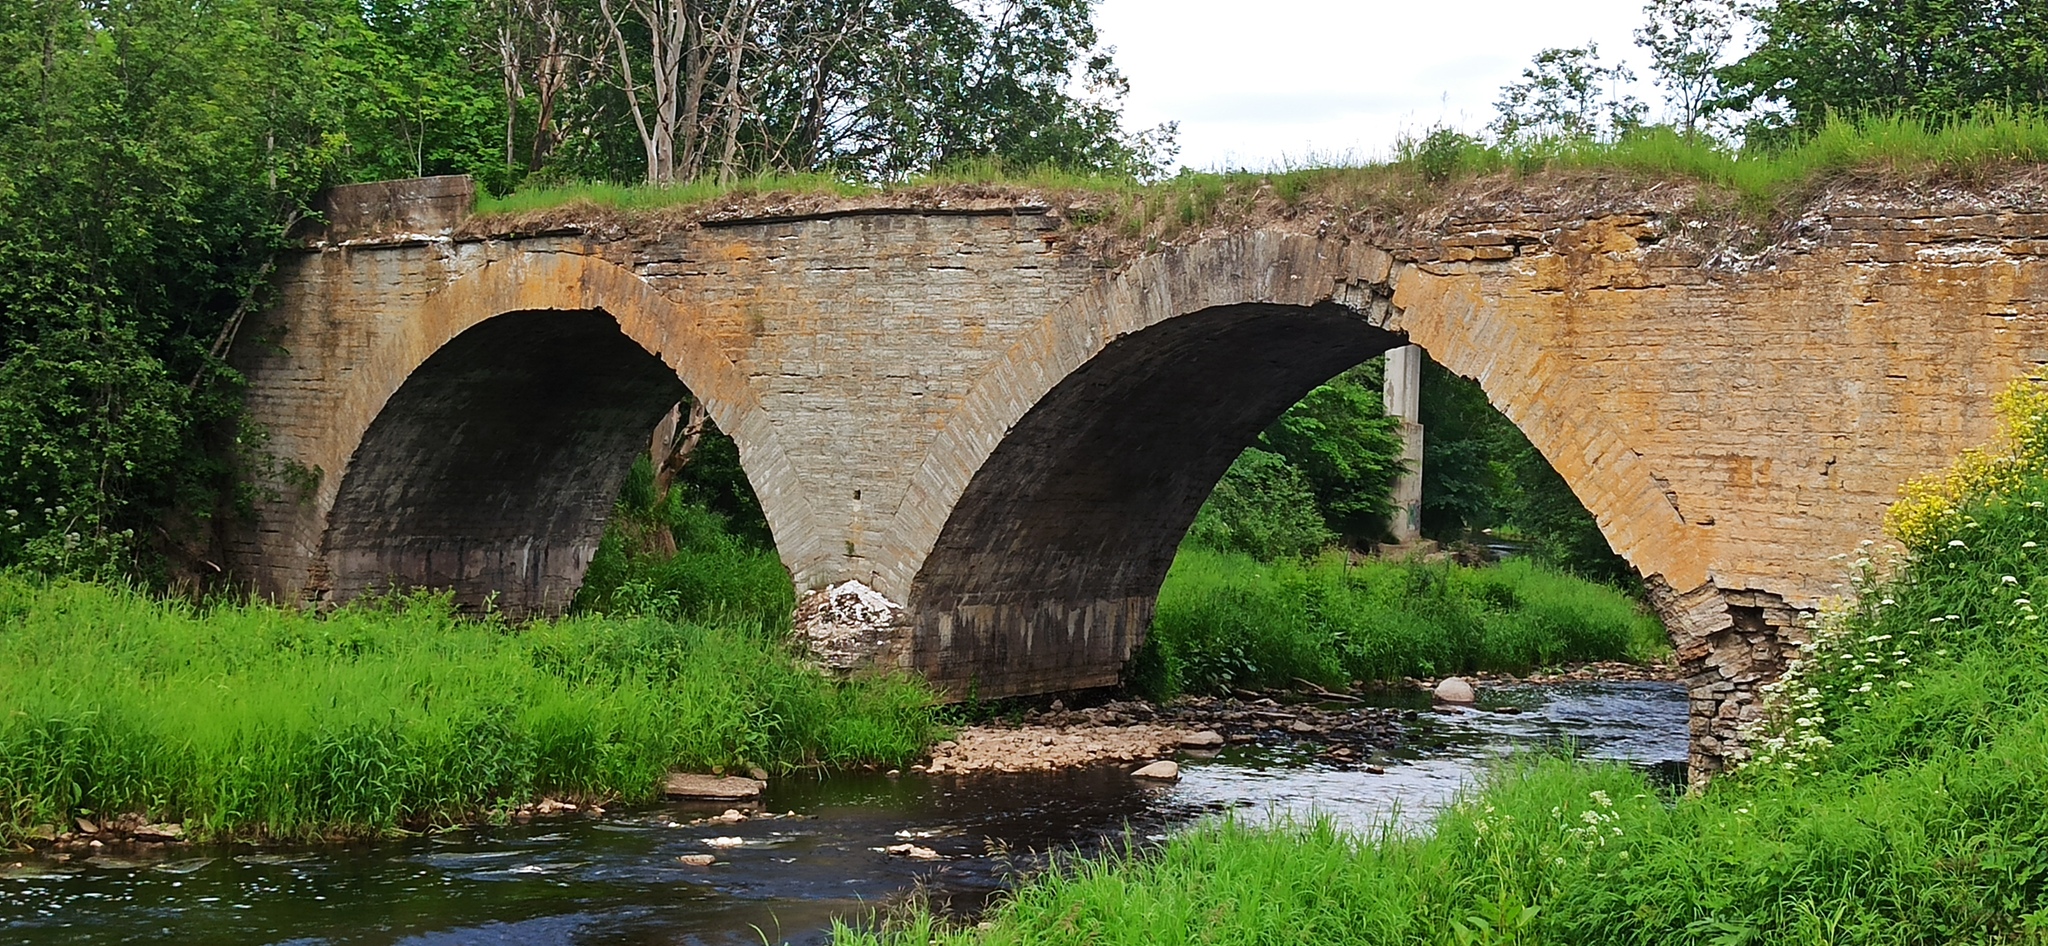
[1136,546,1665,699]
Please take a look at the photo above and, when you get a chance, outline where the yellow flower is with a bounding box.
[1886,371,2048,549]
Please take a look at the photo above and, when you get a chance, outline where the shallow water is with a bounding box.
[0,681,1687,945]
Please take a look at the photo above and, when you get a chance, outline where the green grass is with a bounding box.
[573,499,796,628]
[472,111,2048,235]
[1130,546,1667,699]
[844,433,2048,944]
[0,576,940,843]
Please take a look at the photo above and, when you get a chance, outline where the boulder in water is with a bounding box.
[1433,677,1477,703]
[1131,760,1181,780]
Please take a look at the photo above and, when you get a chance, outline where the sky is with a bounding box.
[1094,0,1669,171]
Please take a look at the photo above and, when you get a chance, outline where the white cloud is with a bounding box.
[1096,0,1665,170]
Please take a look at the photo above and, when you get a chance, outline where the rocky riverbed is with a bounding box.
[918,692,1410,777]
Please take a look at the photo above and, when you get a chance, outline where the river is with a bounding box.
[1,681,1687,945]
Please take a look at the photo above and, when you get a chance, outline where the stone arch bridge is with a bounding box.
[230,174,2048,779]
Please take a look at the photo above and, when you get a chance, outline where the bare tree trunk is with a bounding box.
[523,0,573,170]
[495,13,524,171]
[712,0,757,184]
[679,5,712,180]
[653,399,710,502]
[638,398,710,557]
[599,0,687,183]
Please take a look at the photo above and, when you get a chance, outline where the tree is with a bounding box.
[1720,0,2048,138]
[0,0,363,579]
[1634,0,1737,137]
[1186,449,1334,561]
[1256,365,1404,546]
[1491,41,1646,144]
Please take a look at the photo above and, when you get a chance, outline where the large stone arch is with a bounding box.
[883,229,1733,770]
[304,252,815,615]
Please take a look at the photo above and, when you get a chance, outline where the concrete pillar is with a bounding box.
[1384,345,1425,544]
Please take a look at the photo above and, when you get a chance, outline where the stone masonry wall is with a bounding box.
[232,178,2048,783]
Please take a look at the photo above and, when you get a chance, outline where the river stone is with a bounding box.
[132,823,185,842]
[1180,730,1225,748]
[1131,760,1180,780]
[1433,677,1477,703]
[676,854,716,867]
[663,773,764,800]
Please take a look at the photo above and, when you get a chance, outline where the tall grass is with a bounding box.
[0,577,938,842]
[472,111,2048,234]
[1132,547,1666,699]
[845,375,2048,946]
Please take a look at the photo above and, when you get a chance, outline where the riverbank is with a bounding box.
[0,577,941,847]
[843,377,2048,946]
[1135,547,1668,699]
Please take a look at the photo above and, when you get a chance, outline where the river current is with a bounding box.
[2,681,1687,945]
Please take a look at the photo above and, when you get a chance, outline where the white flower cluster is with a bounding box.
[1742,528,2044,776]
[1560,789,1624,851]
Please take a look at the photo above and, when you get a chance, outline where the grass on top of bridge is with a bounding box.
[0,576,941,843]
[837,373,2048,945]
[474,110,2048,241]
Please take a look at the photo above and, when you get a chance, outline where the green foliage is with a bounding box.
[0,0,521,582]
[1722,0,2048,140]
[1416,357,1635,586]
[1258,365,1405,543]
[1186,364,1403,558]
[1185,450,1334,562]
[1490,42,1646,145]
[1634,0,1738,137]
[0,575,938,842]
[1135,547,1666,700]
[574,451,788,624]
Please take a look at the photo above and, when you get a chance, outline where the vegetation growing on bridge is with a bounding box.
[846,373,2048,946]
[0,577,940,844]
[473,109,2048,246]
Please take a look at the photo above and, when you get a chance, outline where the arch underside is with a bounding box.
[323,309,687,615]
[908,302,1401,697]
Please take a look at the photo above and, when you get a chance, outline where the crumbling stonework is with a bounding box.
[793,580,911,672]
[231,175,2048,782]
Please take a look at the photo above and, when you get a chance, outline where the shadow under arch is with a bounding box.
[906,301,1403,697]
[323,309,688,614]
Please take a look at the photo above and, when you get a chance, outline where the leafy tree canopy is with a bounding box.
[1721,0,2048,138]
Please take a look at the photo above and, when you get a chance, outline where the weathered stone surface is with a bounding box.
[1131,760,1181,780]
[231,175,2048,784]
[1433,677,1477,703]
[794,580,910,672]
[300,175,474,244]
[131,823,185,842]
[662,774,764,799]
[1180,730,1226,748]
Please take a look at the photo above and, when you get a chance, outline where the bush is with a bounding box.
[1184,449,1335,561]
[1136,546,1666,699]
[573,454,793,626]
